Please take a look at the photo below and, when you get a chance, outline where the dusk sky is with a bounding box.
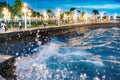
[1,0,120,15]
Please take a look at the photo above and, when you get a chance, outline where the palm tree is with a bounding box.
[70,8,76,12]
[92,9,99,21]
[92,9,99,15]
[64,11,71,22]
[46,9,54,19]
[69,8,76,22]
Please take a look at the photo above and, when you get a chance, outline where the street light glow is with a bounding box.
[24,3,27,7]
[28,10,32,16]
[57,8,61,12]
[56,8,61,26]
[2,7,11,22]
[114,13,117,22]
[22,3,28,29]
[73,10,77,24]
[28,10,32,27]
[43,11,48,21]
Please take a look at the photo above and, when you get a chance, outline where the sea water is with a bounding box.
[15,27,120,80]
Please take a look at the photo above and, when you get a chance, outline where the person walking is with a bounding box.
[19,21,22,30]
[0,21,6,33]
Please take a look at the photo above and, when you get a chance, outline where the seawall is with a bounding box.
[0,22,120,56]
[0,23,120,43]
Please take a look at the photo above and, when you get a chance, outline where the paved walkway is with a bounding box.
[0,21,119,34]
[0,23,82,33]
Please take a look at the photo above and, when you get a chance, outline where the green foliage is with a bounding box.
[31,21,42,27]
[81,11,86,18]
[48,21,56,26]
[46,9,52,14]
[12,0,23,16]
[46,9,54,17]
[92,9,99,15]
[64,11,71,16]
[60,13,64,19]
[77,10,81,13]
[32,11,41,17]
[0,2,12,18]
[70,8,76,12]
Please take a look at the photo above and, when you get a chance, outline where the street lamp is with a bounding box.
[28,9,32,27]
[85,12,88,22]
[43,11,48,21]
[7,12,11,22]
[22,3,28,29]
[56,8,61,26]
[108,15,111,22]
[113,13,117,22]
[63,13,67,24]
[2,7,11,22]
[14,15,19,22]
[100,12,105,22]
[73,11,77,24]
[100,13,103,22]
[2,8,7,22]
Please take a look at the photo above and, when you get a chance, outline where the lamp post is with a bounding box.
[73,11,77,24]
[100,12,105,22]
[43,11,48,21]
[85,12,88,22]
[7,12,11,22]
[108,15,111,22]
[22,3,28,29]
[63,14,67,24]
[114,13,117,22]
[56,8,61,26]
[28,10,32,27]
[100,13,103,22]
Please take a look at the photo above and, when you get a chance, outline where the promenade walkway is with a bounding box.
[0,21,119,34]
[0,23,85,33]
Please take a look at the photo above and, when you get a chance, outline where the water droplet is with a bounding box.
[93,76,100,80]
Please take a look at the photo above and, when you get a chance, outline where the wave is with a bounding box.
[15,27,120,80]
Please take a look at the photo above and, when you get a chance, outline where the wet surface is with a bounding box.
[0,24,120,80]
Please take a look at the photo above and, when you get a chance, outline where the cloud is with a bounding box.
[75,4,120,9]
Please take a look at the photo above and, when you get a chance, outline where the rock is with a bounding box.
[0,55,16,80]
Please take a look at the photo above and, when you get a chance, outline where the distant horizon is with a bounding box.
[0,0,120,15]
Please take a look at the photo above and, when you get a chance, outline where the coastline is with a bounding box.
[0,22,120,76]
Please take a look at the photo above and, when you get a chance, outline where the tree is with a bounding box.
[12,0,23,16]
[77,10,80,13]
[92,9,99,21]
[60,13,64,19]
[70,8,76,12]
[46,9,52,14]
[69,8,76,22]
[92,9,99,15]
[81,11,86,18]
[64,11,70,16]
[46,9,54,18]
[0,2,12,18]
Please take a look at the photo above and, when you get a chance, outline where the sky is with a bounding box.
[0,0,120,15]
